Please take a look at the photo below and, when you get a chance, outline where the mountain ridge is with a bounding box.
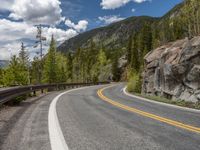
[58,16,157,53]
[57,2,183,53]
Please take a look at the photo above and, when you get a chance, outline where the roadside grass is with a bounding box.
[130,92,200,110]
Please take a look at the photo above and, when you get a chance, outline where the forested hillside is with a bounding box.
[57,0,200,86]
[58,16,157,53]
[0,0,200,90]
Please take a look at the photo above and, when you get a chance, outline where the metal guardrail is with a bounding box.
[0,82,110,105]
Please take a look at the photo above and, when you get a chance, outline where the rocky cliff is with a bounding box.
[142,36,200,102]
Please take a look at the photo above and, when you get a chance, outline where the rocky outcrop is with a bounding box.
[142,36,200,102]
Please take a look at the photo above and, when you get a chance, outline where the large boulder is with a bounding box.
[142,37,200,102]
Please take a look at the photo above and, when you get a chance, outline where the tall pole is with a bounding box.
[35,24,46,84]
[36,24,43,60]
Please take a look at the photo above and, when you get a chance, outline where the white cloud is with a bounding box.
[65,19,88,32]
[0,0,14,11]
[0,19,78,60]
[44,27,78,42]
[101,0,150,9]
[6,0,63,25]
[98,15,125,24]
[0,0,88,60]
[0,19,36,41]
[0,42,21,60]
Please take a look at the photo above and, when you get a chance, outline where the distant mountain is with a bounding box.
[0,60,9,68]
[58,16,157,53]
[57,2,184,54]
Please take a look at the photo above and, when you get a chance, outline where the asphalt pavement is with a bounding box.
[0,84,200,150]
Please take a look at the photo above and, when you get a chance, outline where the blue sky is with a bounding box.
[0,0,183,60]
[60,0,183,30]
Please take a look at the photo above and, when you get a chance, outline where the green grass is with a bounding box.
[131,92,200,110]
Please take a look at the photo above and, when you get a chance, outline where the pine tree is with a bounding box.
[56,52,68,83]
[112,53,121,81]
[3,55,29,86]
[43,35,57,83]
[66,52,73,81]
[131,36,140,72]
[127,35,133,65]
[19,42,30,84]
[19,42,29,67]
[73,47,82,82]
[90,49,108,82]
[0,68,4,86]
[98,49,107,66]
[31,56,41,84]
[138,23,153,58]
[152,24,161,49]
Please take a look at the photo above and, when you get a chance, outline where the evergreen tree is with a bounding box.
[56,52,68,83]
[66,52,73,81]
[91,49,108,82]
[152,24,161,49]
[43,35,57,83]
[140,23,153,56]
[98,49,107,66]
[19,42,30,84]
[112,53,121,81]
[131,35,140,72]
[3,55,29,86]
[19,42,29,67]
[127,35,133,65]
[73,47,81,82]
[0,68,4,86]
[31,56,41,84]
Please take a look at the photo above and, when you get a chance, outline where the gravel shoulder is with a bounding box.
[0,92,60,150]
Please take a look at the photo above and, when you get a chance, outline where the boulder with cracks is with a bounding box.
[142,36,200,102]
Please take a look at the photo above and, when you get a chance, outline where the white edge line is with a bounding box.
[48,86,98,150]
[123,86,200,113]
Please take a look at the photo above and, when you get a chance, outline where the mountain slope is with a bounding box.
[57,1,185,54]
[58,16,157,53]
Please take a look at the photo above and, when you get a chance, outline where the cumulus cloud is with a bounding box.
[6,0,63,25]
[101,0,150,9]
[0,19,35,41]
[0,19,78,60]
[98,15,125,24]
[44,27,78,42]
[0,42,22,60]
[0,0,88,60]
[0,0,14,11]
[65,19,88,32]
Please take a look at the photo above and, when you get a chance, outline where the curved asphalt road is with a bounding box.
[1,84,200,150]
[56,84,200,150]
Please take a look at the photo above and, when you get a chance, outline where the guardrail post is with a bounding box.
[33,91,36,96]
[56,84,58,91]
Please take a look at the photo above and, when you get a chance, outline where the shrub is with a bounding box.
[127,71,142,93]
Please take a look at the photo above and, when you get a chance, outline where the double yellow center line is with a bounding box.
[97,86,200,134]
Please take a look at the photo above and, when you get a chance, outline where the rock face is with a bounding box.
[142,36,200,102]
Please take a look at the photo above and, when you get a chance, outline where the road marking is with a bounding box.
[123,86,200,113]
[97,85,200,134]
[48,86,96,150]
